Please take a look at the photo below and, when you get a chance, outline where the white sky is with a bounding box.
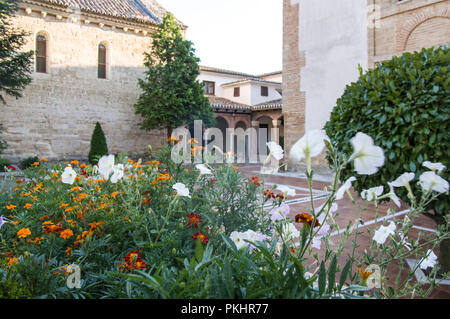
[156,0,282,75]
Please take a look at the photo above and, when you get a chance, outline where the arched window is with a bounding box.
[36,35,47,73]
[98,44,107,79]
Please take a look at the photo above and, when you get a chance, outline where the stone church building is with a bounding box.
[2,0,181,162]
[283,0,450,165]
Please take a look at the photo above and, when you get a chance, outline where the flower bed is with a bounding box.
[0,132,448,299]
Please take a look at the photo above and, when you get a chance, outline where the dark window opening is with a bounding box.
[98,44,107,79]
[36,35,47,73]
[261,86,268,96]
[234,87,240,97]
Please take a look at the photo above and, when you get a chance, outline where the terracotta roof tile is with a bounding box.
[208,96,252,111]
[26,0,184,26]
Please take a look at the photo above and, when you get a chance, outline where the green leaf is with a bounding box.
[318,261,326,296]
[339,260,351,290]
[327,254,337,294]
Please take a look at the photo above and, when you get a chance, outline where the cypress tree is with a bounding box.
[88,122,108,164]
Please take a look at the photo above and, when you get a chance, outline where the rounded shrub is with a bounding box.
[88,122,108,165]
[19,156,38,170]
[0,158,11,172]
[324,46,449,219]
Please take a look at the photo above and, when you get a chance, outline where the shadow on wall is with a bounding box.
[0,65,167,162]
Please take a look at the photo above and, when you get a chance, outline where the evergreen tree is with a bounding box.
[88,122,108,164]
[134,13,215,138]
[0,0,33,104]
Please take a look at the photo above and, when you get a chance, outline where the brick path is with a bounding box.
[238,164,450,299]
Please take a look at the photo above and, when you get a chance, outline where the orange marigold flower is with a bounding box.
[358,267,375,282]
[8,257,20,268]
[192,232,209,244]
[264,189,275,199]
[40,215,50,221]
[33,237,43,244]
[78,193,87,200]
[12,220,20,225]
[23,203,32,209]
[75,176,81,181]
[70,186,81,192]
[40,158,48,162]
[64,207,74,213]
[13,188,21,192]
[167,136,179,143]
[6,204,17,210]
[31,162,40,167]
[232,166,239,171]
[17,228,31,239]
[141,198,151,205]
[70,160,79,165]
[59,202,69,209]
[65,247,73,256]
[80,163,87,169]
[111,191,119,198]
[33,183,43,192]
[60,229,74,240]
[186,213,202,229]
[295,212,320,228]
[24,192,31,197]
[119,250,148,272]
[51,172,59,177]
[32,195,38,202]
[248,176,261,187]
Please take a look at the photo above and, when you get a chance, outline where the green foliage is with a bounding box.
[0,0,33,104]
[0,157,11,172]
[19,156,38,169]
[88,122,108,164]
[134,13,215,136]
[324,46,450,220]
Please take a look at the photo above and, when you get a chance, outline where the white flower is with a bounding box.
[267,142,284,161]
[423,161,446,174]
[419,250,438,270]
[372,221,396,245]
[281,223,300,242]
[361,186,384,202]
[311,237,321,250]
[268,203,290,221]
[390,172,415,188]
[61,166,77,185]
[230,230,268,250]
[196,164,212,175]
[386,182,401,207]
[110,164,124,184]
[172,182,191,198]
[277,185,296,197]
[350,132,385,175]
[419,171,449,194]
[97,155,116,180]
[290,130,327,162]
[335,176,356,200]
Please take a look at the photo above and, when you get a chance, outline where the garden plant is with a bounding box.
[0,130,448,299]
[324,46,450,272]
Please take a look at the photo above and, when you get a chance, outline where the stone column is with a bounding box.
[250,121,259,163]
[271,120,281,145]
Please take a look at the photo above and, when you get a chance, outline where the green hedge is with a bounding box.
[324,46,450,219]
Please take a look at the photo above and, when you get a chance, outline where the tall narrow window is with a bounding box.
[98,44,107,79]
[261,86,268,96]
[234,87,240,97]
[36,35,47,73]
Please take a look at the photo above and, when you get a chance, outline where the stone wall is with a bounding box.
[370,0,450,67]
[1,6,166,162]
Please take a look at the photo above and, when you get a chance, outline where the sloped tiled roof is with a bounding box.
[24,0,185,27]
[200,66,257,79]
[208,96,252,111]
[221,78,282,87]
[253,99,283,110]
[208,96,282,112]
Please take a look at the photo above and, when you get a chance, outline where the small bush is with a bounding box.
[88,122,108,165]
[324,46,450,219]
[0,158,11,172]
[19,156,38,170]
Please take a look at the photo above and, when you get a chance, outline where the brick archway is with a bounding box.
[396,7,450,52]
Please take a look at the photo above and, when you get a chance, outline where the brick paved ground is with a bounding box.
[238,164,450,299]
